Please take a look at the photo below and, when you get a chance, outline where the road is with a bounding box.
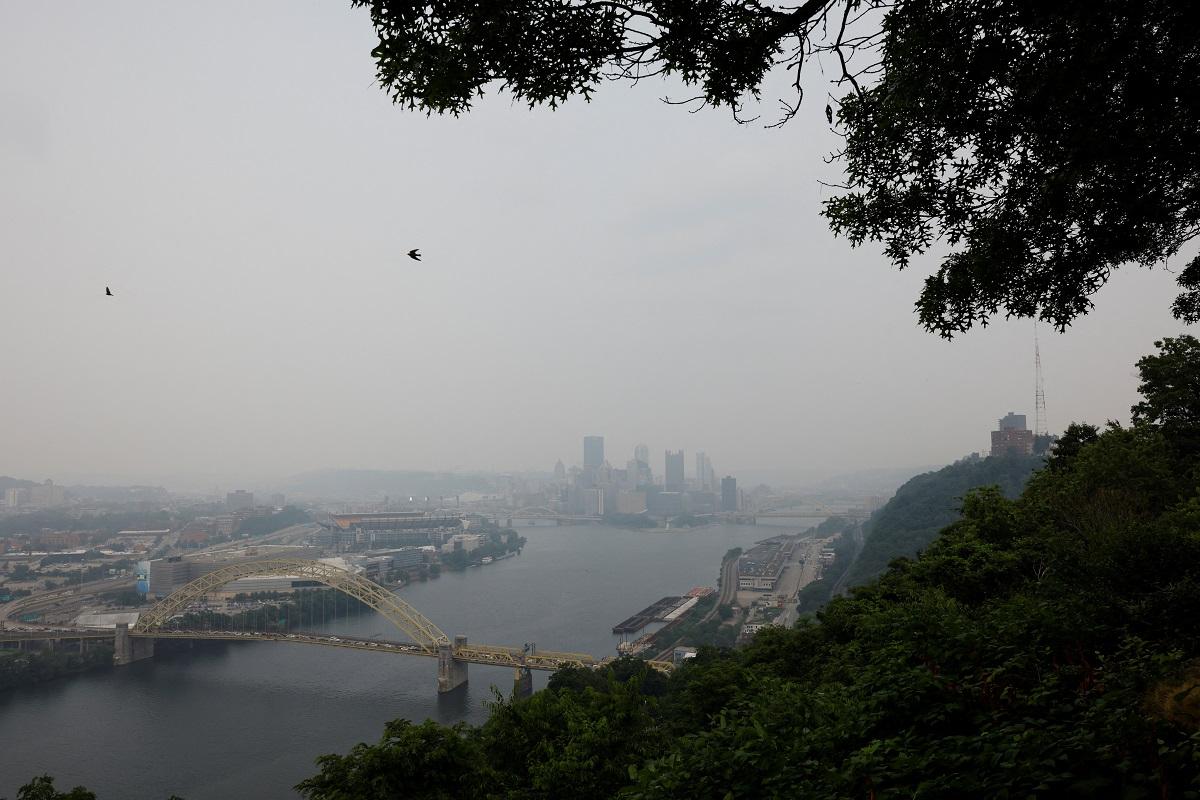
[829,524,865,597]
[775,537,836,628]
[171,523,320,559]
[701,551,741,624]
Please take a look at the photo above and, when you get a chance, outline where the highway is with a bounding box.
[702,551,740,625]
[1,525,318,631]
[0,574,135,629]
[829,524,865,598]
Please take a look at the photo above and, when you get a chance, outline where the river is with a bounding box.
[0,522,805,799]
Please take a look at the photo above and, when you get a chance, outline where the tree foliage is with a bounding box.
[826,0,1200,336]
[4,776,95,800]
[1133,334,1200,461]
[352,0,1200,334]
[350,0,836,118]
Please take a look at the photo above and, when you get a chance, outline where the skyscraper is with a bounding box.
[721,476,738,511]
[665,450,685,491]
[695,452,714,491]
[628,444,652,487]
[583,436,605,470]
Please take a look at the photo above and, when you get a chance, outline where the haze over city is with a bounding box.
[1,3,1189,490]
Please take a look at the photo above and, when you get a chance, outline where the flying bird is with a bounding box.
[105,287,113,297]
[407,249,421,262]
[825,104,833,125]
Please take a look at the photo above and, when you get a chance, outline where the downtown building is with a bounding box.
[664,450,685,491]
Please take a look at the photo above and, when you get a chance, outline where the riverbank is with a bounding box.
[0,644,113,692]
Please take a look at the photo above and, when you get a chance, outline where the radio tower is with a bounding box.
[1034,321,1048,437]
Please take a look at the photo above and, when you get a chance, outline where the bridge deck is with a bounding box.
[142,630,651,671]
[0,629,114,642]
[1,628,673,674]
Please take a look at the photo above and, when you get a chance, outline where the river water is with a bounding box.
[0,522,803,799]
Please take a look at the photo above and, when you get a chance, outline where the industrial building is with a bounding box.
[146,545,322,598]
[320,512,466,550]
[441,533,484,554]
[359,547,429,581]
[737,537,795,591]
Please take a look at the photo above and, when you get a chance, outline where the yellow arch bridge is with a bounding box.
[105,558,671,694]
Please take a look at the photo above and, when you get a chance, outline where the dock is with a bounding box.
[612,596,685,634]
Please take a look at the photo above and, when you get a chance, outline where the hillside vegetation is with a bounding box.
[843,453,1043,588]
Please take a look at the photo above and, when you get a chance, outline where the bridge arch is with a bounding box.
[133,559,449,650]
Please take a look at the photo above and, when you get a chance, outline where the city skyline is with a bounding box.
[0,406,1057,496]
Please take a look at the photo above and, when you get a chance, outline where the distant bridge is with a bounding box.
[752,501,869,520]
[3,559,669,696]
[482,507,603,524]
[753,510,868,520]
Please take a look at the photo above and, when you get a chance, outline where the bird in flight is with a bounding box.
[407,249,421,262]
[105,286,113,297]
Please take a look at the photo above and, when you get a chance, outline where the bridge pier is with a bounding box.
[437,634,468,693]
[513,666,533,699]
[113,623,154,666]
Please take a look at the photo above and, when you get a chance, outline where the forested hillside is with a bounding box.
[842,453,1043,588]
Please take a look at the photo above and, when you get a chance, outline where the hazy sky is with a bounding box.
[1,2,1194,490]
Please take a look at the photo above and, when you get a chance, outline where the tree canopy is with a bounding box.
[352,0,1200,335]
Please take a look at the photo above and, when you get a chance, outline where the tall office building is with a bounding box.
[4,487,29,509]
[665,450,685,491]
[721,476,738,512]
[28,480,67,509]
[695,452,715,491]
[583,436,605,470]
[634,443,649,464]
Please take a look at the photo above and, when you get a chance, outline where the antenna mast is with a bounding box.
[1034,321,1048,437]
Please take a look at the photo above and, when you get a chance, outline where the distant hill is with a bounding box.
[796,464,945,497]
[282,469,496,501]
[66,485,170,504]
[0,476,36,493]
[842,454,1044,588]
